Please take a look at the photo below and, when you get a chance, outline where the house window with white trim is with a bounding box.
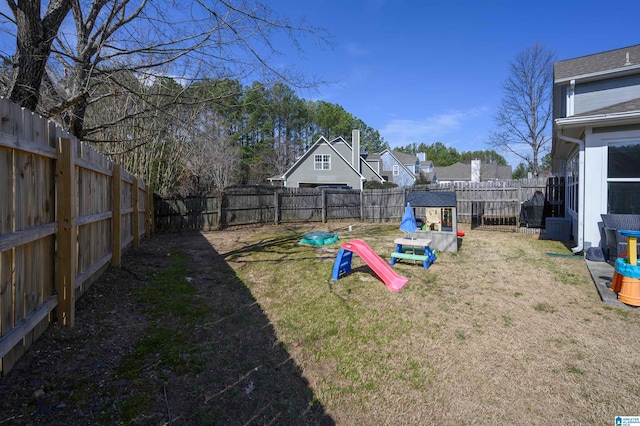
[607,140,640,213]
[314,154,331,170]
[393,165,400,176]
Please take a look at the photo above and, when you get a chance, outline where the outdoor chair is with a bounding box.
[601,214,640,261]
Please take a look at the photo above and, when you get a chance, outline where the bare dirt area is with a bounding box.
[1,222,640,425]
[0,226,333,425]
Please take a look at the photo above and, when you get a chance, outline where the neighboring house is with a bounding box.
[432,160,512,184]
[376,150,435,186]
[418,152,435,176]
[280,130,385,189]
[551,44,640,253]
[379,149,420,186]
[279,130,513,188]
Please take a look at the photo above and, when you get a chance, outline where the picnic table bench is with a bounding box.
[390,238,436,270]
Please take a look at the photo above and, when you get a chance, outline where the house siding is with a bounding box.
[359,160,382,182]
[380,151,415,187]
[331,139,353,160]
[574,74,640,115]
[553,44,640,252]
[582,129,640,249]
[285,144,361,188]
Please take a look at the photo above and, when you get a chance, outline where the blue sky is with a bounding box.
[267,0,640,167]
[1,1,639,168]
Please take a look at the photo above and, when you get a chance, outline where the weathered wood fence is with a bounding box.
[0,99,152,376]
[154,187,406,230]
[155,178,549,231]
[427,179,552,231]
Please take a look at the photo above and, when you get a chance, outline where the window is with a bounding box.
[607,140,640,213]
[314,154,330,170]
[566,155,579,214]
[393,164,400,176]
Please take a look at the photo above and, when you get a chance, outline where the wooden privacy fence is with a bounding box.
[154,187,403,230]
[0,99,153,376]
[426,179,550,231]
[155,179,548,231]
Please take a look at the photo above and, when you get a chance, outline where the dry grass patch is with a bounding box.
[203,223,640,424]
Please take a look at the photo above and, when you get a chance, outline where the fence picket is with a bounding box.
[0,99,148,376]
[153,180,548,231]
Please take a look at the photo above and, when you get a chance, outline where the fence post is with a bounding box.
[360,190,364,221]
[112,164,121,267]
[273,190,280,224]
[216,190,224,229]
[146,188,153,237]
[55,137,76,327]
[321,189,327,223]
[133,176,140,247]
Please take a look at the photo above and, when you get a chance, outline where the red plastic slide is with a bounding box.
[341,239,408,292]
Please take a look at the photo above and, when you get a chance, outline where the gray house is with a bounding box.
[281,130,385,189]
[279,130,443,188]
[379,149,419,186]
[432,160,512,184]
[551,44,640,253]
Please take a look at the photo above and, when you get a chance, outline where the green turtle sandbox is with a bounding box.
[299,231,339,246]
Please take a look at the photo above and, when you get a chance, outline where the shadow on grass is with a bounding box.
[142,231,335,424]
[0,230,334,425]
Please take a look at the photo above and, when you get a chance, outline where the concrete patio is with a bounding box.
[586,259,639,309]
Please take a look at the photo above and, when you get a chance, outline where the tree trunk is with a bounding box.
[7,0,71,111]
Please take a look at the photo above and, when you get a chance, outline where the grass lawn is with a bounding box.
[203,222,640,424]
[3,222,639,424]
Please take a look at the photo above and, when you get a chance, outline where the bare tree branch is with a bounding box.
[489,43,556,174]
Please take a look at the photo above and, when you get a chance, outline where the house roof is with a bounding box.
[554,44,640,82]
[282,135,330,180]
[365,153,381,161]
[481,163,513,180]
[433,162,512,181]
[390,150,418,165]
[407,191,456,207]
[281,135,385,184]
[433,162,470,181]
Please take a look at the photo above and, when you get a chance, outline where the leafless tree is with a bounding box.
[3,0,330,136]
[1,0,330,193]
[3,0,71,110]
[489,43,556,175]
[83,72,192,196]
[184,108,241,192]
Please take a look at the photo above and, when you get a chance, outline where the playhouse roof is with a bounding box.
[407,191,456,207]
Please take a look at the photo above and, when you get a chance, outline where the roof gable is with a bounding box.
[390,150,419,166]
[282,135,385,184]
[380,149,417,175]
[282,136,330,179]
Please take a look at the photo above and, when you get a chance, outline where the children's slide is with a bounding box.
[341,239,408,292]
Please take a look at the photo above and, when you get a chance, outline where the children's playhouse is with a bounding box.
[406,191,459,253]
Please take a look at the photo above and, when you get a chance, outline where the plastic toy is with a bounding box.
[332,239,408,292]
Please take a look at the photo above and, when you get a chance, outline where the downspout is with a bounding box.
[556,130,585,254]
